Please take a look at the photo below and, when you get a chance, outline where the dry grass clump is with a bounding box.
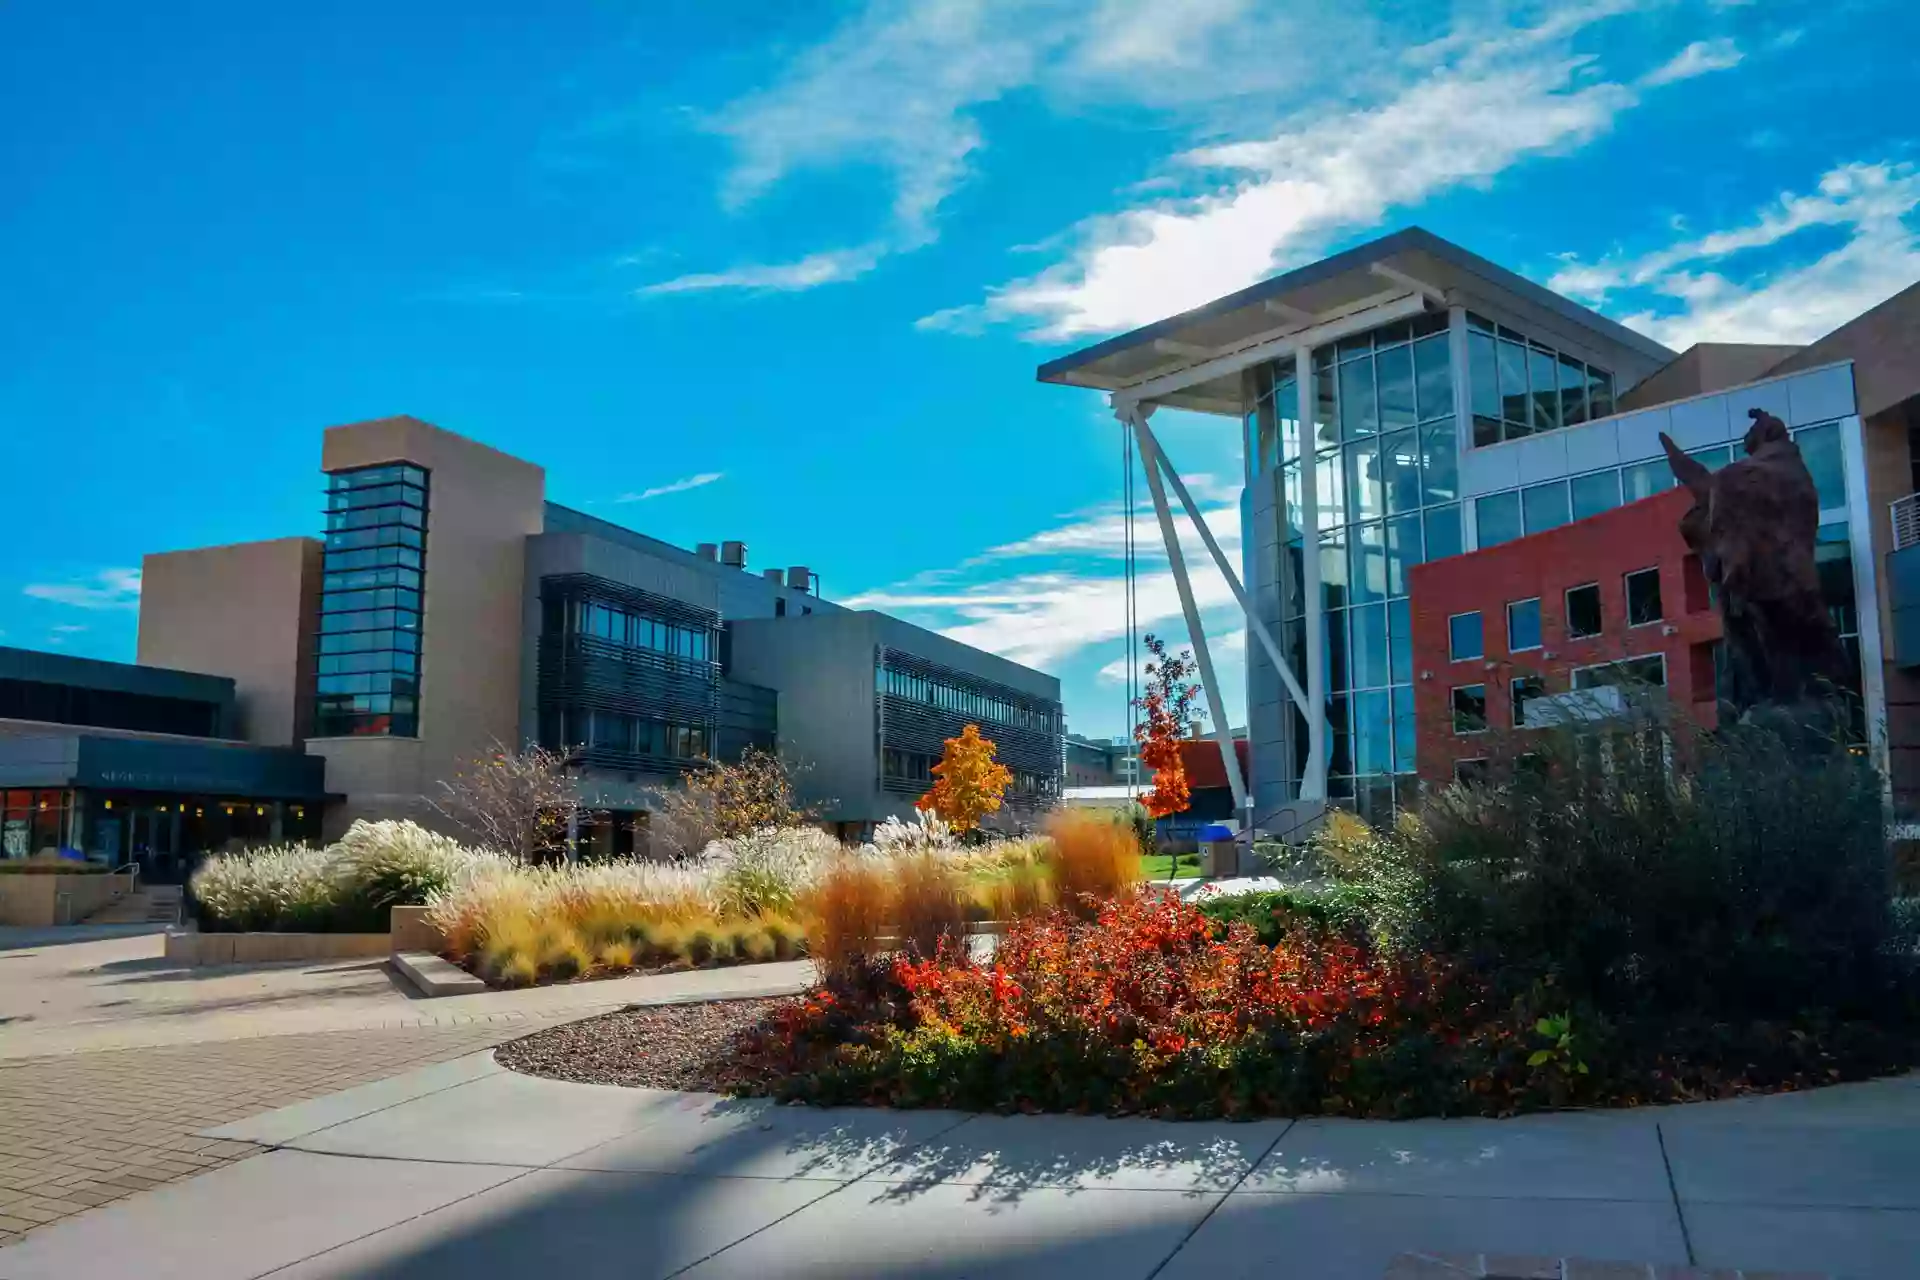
[1045,810,1142,913]
[804,855,892,983]
[892,851,968,960]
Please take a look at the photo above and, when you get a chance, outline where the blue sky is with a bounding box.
[3,0,1915,740]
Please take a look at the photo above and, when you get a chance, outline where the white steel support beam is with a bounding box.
[1132,415,1309,721]
[1295,346,1328,802]
[1120,402,1249,817]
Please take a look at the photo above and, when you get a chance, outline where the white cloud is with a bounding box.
[637,248,882,295]
[49,624,88,635]
[1552,161,1920,346]
[1097,624,1243,684]
[1639,38,1743,87]
[24,569,142,611]
[615,472,725,503]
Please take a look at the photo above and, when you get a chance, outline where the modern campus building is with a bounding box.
[1039,227,1920,827]
[0,416,1063,874]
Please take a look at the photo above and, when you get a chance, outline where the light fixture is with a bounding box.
[103,800,113,811]
[255,806,265,817]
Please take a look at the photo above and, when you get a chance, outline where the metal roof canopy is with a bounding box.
[1035,227,1676,416]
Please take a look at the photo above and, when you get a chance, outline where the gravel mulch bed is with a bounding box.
[496,996,797,1092]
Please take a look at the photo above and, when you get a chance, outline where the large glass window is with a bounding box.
[1452,684,1488,734]
[1507,598,1543,651]
[1464,313,1613,446]
[879,663,1059,734]
[1571,470,1621,521]
[313,464,428,737]
[1566,583,1603,639]
[1449,611,1483,661]
[1476,491,1522,547]
[1626,567,1664,626]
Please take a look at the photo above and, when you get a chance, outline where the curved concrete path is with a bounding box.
[3,1050,1916,1280]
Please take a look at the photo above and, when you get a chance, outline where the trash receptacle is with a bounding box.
[1199,823,1236,878]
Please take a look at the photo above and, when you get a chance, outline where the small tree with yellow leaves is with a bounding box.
[916,723,1013,836]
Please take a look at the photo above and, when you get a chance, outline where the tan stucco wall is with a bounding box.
[0,873,126,926]
[137,537,322,746]
[1619,343,1807,412]
[308,416,546,836]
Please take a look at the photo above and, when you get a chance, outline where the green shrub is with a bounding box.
[1194,886,1367,944]
[1341,711,1914,1018]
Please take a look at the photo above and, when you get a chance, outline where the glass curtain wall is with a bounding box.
[1256,309,1456,824]
[315,464,428,737]
[1464,313,1615,447]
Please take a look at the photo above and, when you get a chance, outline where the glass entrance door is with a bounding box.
[130,808,181,882]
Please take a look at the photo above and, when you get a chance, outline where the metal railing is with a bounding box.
[1892,493,1920,553]
[110,860,142,899]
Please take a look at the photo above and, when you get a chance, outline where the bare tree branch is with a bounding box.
[429,740,584,861]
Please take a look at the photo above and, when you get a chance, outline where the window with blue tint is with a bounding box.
[1497,338,1532,435]
[1414,335,1452,422]
[1320,529,1349,610]
[1280,459,1304,542]
[1452,684,1488,734]
[1559,353,1589,426]
[1795,423,1845,510]
[1349,521,1387,605]
[1425,504,1463,561]
[1419,419,1458,503]
[1689,445,1732,470]
[1275,374,1300,462]
[1468,330,1501,446]
[1389,598,1412,684]
[1476,491,1522,547]
[1354,689,1392,774]
[1380,428,1421,514]
[1392,686,1417,772]
[1326,609,1351,692]
[1588,367,1615,419]
[1449,611,1483,661]
[314,463,428,738]
[1529,346,1561,433]
[1375,343,1416,433]
[1351,602,1390,689]
[1507,597,1543,651]
[1622,458,1673,503]
[1339,357,1378,438]
[1386,512,1421,597]
[1345,439,1384,521]
[1571,469,1621,521]
[1316,450,1345,527]
[1522,480,1570,534]
[1313,366,1339,449]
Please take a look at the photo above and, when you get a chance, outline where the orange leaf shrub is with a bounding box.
[1133,635,1199,820]
[916,724,1013,834]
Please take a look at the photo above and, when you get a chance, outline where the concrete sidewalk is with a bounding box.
[5,1055,1916,1279]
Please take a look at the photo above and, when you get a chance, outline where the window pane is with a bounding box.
[1376,343,1416,433]
[1588,367,1615,419]
[1529,346,1561,432]
[1497,339,1532,434]
[1523,480,1571,534]
[1689,445,1733,470]
[1449,611,1483,661]
[1339,357,1378,438]
[1354,689,1392,775]
[1468,330,1500,423]
[1349,521,1386,606]
[1352,603,1389,689]
[1559,354,1589,426]
[1796,423,1846,510]
[1452,684,1488,734]
[1380,428,1421,514]
[1326,608,1350,692]
[1508,598,1543,651]
[1476,491,1522,547]
[1571,470,1621,521]
[1389,598,1412,684]
[1392,685,1416,772]
[1414,335,1452,423]
[1622,459,1672,503]
[1313,365,1338,450]
[1315,449,1345,528]
[1319,529,1348,610]
[1626,568,1664,625]
[1345,439,1384,521]
[1512,675,1545,728]
[1424,504,1463,561]
[1566,583,1602,639]
[1275,374,1301,462]
[1386,512,1421,598]
[1419,418,1458,504]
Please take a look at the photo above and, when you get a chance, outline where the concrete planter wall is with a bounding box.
[388,904,445,954]
[164,930,392,966]
[0,873,127,926]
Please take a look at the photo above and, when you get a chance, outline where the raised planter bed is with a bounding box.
[164,930,392,966]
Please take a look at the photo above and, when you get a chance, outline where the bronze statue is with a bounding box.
[1661,409,1848,714]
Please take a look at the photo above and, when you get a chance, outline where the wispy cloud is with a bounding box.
[1640,38,1743,87]
[616,472,725,502]
[637,248,884,296]
[1551,161,1920,346]
[24,568,142,610]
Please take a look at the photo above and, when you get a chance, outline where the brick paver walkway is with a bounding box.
[0,1021,561,1244]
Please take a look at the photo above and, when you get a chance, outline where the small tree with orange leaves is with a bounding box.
[1134,634,1201,820]
[916,723,1013,835]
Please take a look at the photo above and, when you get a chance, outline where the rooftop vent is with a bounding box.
[786,565,814,593]
[721,541,747,569]
[696,543,719,562]
[762,568,784,583]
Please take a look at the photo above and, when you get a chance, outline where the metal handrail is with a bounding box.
[1891,494,1920,553]
[108,860,141,897]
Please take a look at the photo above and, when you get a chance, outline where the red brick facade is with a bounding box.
[1407,487,1723,786]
